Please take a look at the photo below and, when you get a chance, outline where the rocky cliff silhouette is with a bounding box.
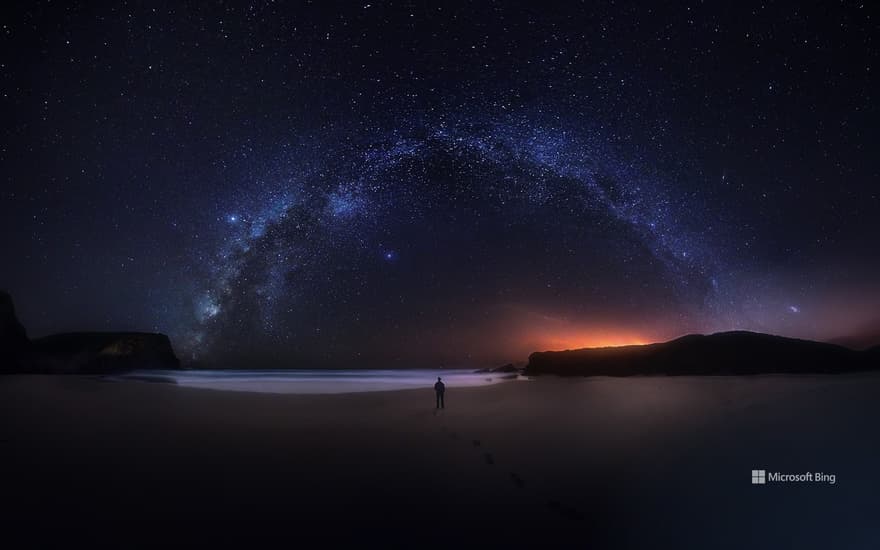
[0,291,28,370]
[0,291,179,374]
[525,331,880,377]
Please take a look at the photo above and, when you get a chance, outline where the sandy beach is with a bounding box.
[2,374,879,548]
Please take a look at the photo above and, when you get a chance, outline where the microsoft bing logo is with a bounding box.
[751,469,766,485]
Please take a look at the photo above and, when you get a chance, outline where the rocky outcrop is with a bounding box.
[0,291,29,371]
[27,332,180,373]
[0,291,180,374]
[525,331,880,377]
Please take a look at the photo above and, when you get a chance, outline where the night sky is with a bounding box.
[2,1,878,367]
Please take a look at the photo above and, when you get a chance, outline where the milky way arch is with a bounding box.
[186,115,726,361]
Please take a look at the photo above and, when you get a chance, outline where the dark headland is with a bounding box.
[0,291,179,374]
[525,330,880,377]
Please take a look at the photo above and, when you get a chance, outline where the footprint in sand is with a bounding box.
[483,453,495,465]
[509,472,525,489]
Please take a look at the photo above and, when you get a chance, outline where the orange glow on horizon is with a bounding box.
[489,305,675,359]
[523,329,658,352]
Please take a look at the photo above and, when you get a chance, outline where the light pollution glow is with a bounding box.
[526,330,653,351]
[479,307,670,360]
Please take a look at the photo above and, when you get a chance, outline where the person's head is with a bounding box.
[437,377,441,381]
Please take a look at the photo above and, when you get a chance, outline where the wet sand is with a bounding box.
[2,374,879,548]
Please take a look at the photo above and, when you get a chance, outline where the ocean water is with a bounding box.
[119,368,519,394]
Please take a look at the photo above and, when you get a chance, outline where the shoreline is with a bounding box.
[3,373,879,547]
[91,368,880,397]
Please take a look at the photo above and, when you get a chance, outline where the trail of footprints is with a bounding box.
[440,425,583,521]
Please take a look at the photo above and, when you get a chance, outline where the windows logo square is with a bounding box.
[751,469,766,484]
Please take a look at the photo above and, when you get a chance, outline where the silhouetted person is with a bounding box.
[434,376,445,409]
